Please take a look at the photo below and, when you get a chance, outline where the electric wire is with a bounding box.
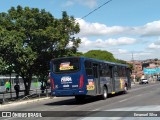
[78,0,113,21]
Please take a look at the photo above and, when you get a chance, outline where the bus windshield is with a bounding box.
[52,58,80,74]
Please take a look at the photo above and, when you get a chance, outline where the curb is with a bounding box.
[0,97,54,109]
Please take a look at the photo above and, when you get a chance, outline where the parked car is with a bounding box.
[157,77,160,81]
[139,79,149,84]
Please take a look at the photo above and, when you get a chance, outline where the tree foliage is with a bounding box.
[83,50,133,70]
[84,50,117,62]
[0,6,81,95]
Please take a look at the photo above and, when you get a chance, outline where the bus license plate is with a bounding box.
[63,85,69,87]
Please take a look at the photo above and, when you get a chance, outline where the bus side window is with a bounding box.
[99,63,110,77]
[100,63,105,77]
[93,63,98,78]
[109,66,113,78]
[85,60,93,76]
[114,66,118,77]
[118,66,122,77]
[123,67,127,77]
[104,64,109,77]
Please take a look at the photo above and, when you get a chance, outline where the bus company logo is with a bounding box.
[61,76,72,84]
[2,112,12,117]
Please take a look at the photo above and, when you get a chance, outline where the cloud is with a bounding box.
[117,49,128,54]
[77,19,160,37]
[77,0,97,8]
[132,52,154,60]
[63,0,97,8]
[113,50,153,61]
[148,38,160,49]
[155,40,160,45]
[64,1,74,7]
[106,37,136,45]
[78,37,137,52]
[77,19,129,36]
[140,21,160,36]
[109,49,129,55]
[148,43,160,49]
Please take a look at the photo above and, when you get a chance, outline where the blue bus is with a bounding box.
[50,57,131,101]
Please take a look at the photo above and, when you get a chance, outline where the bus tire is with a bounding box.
[123,85,128,94]
[102,86,108,100]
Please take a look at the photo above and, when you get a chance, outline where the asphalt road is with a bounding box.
[1,82,160,120]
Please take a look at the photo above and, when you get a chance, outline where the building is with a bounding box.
[128,58,160,81]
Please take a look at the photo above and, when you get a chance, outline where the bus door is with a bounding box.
[109,65,115,93]
[93,63,100,94]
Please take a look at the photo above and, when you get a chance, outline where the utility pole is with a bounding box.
[132,52,136,84]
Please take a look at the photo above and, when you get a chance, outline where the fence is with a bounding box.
[0,88,51,104]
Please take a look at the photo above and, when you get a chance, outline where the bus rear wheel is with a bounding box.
[102,86,108,100]
[123,85,128,94]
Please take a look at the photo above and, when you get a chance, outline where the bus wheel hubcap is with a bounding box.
[104,89,107,98]
[124,86,127,92]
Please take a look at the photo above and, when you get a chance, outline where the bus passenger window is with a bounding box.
[85,61,93,76]
[109,66,112,78]
[93,64,98,78]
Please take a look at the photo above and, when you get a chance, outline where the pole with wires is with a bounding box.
[77,0,113,21]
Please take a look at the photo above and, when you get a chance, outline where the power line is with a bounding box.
[79,0,113,20]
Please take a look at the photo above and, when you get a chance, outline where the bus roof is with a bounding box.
[51,56,128,67]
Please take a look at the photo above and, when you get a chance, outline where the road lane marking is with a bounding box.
[119,99,128,103]
[92,108,100,111]
[40,105,67,111]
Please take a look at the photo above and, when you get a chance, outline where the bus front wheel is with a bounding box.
[102,86,108,100]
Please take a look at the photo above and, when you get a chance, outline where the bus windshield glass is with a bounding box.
[52,58,80,74]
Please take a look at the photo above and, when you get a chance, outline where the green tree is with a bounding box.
[72,52,84,56]
[84,50,117,62]
[127,63,133,70]
[0,6,80,95]
[116,59,127,64]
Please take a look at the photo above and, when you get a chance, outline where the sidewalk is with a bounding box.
[0,96,52,109]
[0,89,51,105]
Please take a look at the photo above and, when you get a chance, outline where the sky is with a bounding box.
[0,0,160,61]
